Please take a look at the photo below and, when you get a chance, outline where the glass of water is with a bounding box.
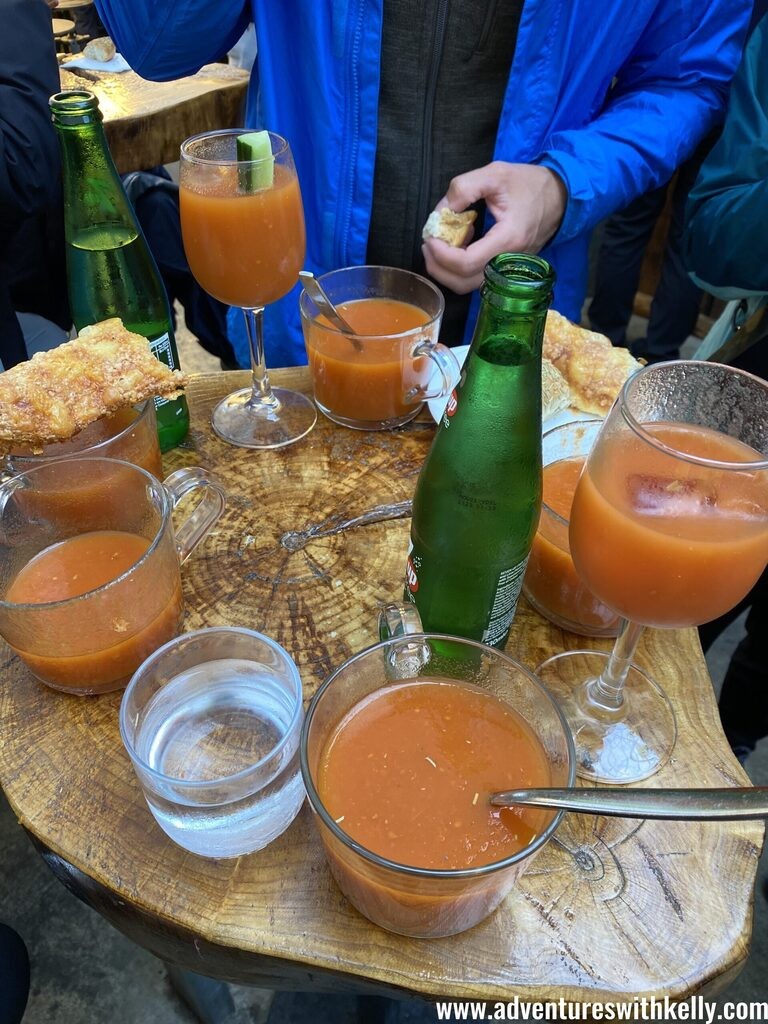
[119,627,306,858]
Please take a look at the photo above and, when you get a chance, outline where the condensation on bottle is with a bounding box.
[405,253,555,648]
[50,89,189,452]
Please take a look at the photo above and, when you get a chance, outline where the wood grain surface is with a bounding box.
[58,63,249,174]
[0,369,762,1002]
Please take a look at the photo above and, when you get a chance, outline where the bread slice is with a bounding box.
[542,357,572,421]
[543,310,643,416]
[422,208,477,247]
[83,36,116,62]
[0,319,185,454]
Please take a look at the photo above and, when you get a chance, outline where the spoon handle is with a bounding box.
[490,787,768,820]
[298,270,362,348]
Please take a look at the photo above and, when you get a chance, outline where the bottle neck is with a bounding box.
[469,253,554,365]
[51,92,139,239]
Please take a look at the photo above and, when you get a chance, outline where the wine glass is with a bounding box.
[179,129,317,449]
[537,361,768,783]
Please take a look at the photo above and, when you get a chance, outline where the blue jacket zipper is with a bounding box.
[335,1,367,266]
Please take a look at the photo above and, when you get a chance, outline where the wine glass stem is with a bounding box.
[586,619,645,712]
[243,306,279,410]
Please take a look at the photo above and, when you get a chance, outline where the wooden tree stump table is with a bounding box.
[58,62,249,174]
[0,369,762,1004]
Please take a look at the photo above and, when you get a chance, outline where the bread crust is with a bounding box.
[422,208,477,247]
[543,310,643,416]
[0,319,185,454]
[541,358,571,421]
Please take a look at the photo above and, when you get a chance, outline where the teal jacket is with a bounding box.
[684,15,768,360]
[97,0,750,366]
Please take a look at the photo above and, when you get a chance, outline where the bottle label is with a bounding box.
[406,554,420,594]
[149,332,175,409]
[481,558,529,647]
[403,538,423,610]
[442,389,459,428]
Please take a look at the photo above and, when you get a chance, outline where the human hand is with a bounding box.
[46,0,59,8]
[422,162,567,294]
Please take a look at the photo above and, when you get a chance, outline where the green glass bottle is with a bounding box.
[50,90,189,452]
[405,253,554,648]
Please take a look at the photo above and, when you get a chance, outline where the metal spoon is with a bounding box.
[299,270,362,351]
[490,786,768,821]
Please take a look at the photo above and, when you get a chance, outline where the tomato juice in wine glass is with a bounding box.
[179,129,316,449]
[537,361,768,784]
[570,423,768,628]
[180,161,304,309]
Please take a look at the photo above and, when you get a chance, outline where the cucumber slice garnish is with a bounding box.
[236,131,274,191]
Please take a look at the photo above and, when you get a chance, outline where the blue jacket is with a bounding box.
[97,0,750,367]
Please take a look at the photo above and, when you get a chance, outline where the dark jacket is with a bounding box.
[682,13,768,374]
[0,0,70,368]
[685,14,768,296]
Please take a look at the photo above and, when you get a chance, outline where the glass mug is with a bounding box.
[523,419,621,637]
[299,265,460,430]
[120,627,306,858]
[301,633,574,938]
[5,400,163,479]
[0,457,225,695]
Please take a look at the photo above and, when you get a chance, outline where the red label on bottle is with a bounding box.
[406,555,419,593]
[446,391,458,417]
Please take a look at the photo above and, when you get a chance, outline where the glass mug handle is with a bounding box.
[378,602,424,640]
[406,341,461,402]
[377,603,433,680]
[163,467,226,564]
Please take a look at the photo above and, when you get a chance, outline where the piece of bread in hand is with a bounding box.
[82,36,116,62]
[422,208,477,247]
[542,357,572,421]
[543,310,643,416]
[0,318,185,454]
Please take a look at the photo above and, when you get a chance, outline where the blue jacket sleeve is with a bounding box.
[95,0,250,80]
[538,0,750,244]
[683,16,768,295]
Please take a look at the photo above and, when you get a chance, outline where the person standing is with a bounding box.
[587,142,711,363]
[0,0,70,370]
[95,0,750,366]
[683,12,768,764]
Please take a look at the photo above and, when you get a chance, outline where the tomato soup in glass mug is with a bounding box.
[301,634,574,938]
[6,400,163,479]
[300,266,459,430]
[0,456,224,694]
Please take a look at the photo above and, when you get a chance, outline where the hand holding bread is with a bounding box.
[423,162,568,295]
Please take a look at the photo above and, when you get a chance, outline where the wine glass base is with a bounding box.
[212,387,317,450]
[536,650,677,784]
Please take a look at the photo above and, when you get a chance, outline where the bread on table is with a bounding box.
[82,36,116,62]
[541,358,571,421]
[0,319,185,454]
[422,208,477,247]
[543,310,643,416]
